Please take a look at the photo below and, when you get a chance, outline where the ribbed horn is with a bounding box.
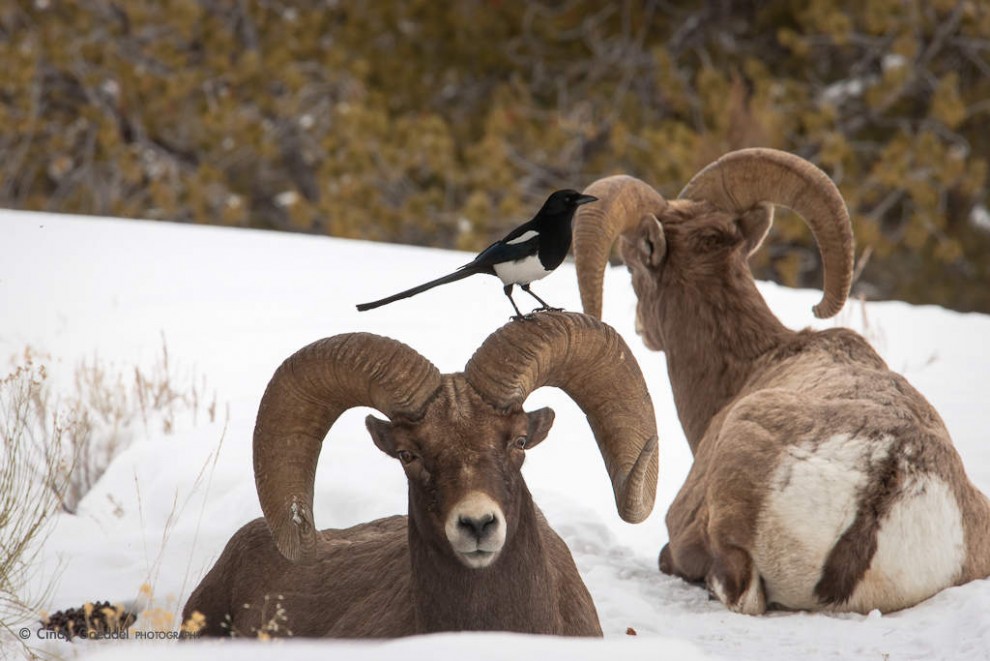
[253,334,441,563]
[573,176,669,319]
[463,312,659,523]
[679,147,854,318]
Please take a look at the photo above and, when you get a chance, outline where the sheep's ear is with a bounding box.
[523,407,555,450]
[738,203,774,256]
[366,415,396,457]
[638,214,666,267]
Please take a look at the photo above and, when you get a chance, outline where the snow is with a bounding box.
[1,209,988,660]
[971,204,990,233]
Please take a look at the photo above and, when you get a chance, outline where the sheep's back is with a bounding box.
[184,515,414,637]
[697,329,973,612]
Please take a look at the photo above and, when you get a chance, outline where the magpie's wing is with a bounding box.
[463,233,539,271]
[499,217,538,244]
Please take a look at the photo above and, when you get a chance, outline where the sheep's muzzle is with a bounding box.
[445,491,507,569]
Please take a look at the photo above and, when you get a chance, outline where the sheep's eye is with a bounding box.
[397,450,416,465]
[512,436,528,450]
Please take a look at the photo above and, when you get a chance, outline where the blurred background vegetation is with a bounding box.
[2,0,989,311]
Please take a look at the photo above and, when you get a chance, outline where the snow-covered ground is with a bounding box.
[1,210,988,660]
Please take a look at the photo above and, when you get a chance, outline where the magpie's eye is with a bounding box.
[397,450,416,465]
[512,436,527,450]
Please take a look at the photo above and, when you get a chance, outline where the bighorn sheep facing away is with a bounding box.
[183,312,658,637]
[573,148,990,614]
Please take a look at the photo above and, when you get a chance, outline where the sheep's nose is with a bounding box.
[446,491,507,568]
[457,512,497,541]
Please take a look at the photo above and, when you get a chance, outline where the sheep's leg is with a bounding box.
[702,427,773,613]
[663,485,767,614]
[660,541,708,587]
[660,523,711,583]
[661,471,712,583]
[703,490,768,614]
[706,542,767,615]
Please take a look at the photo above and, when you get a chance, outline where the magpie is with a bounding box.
[356,189,598,319]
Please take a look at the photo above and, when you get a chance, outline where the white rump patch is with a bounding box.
[754,434,891,609]
[848,474,964,612]
[754,434,965,611]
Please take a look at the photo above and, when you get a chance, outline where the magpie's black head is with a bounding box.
[540,189,598,217]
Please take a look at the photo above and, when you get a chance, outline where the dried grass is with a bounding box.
[0,338,219,657]
[0,354,71,659]
[51,334,215,514]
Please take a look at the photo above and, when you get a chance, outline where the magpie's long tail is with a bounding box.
[356,267,480,311]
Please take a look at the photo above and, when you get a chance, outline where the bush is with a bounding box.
[55,337,215,514]
[0,354,71,656]
[2,1,988,311]
[0,342,217,656]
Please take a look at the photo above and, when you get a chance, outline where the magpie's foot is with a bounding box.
[510,313,537,322]
[532,306,563,314]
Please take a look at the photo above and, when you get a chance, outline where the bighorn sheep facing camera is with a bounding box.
[573,148,990,614]
[183,312,658,637]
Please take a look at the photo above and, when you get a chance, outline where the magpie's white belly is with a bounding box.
[493,254,549,286]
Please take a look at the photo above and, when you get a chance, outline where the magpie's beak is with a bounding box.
[574,194,598,206]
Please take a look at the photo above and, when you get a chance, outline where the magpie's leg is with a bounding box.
[520,284,562,313]
[504,285,532,321]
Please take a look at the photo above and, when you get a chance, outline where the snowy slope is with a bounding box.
[1,210,988,660]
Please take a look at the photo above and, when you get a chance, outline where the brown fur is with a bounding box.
[607,196,990,614]
[182,375,602,638]
[186,314,659,637]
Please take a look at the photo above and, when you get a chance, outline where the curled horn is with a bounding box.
[464,312,659,523]
[573,176,669,320]
[678,148,854,318]
[253,334,441,563]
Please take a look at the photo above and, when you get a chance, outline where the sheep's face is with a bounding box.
[619,201,772,352]
[365,378,554,570]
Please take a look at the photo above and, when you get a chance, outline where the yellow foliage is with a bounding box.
[891,33,919,60]
[1,0,987,311]
[906,177,938,215]
[853,214,883,252]
[934,238,963,262]
[862,0,904,34]
[774,251,803,287]
[903,217,931,250]
[866,64,911,111]
[777,28,810,57]
[820,132,852,169]
[653,49,693,114]
[930,73,967,130]
[181,610,206,635]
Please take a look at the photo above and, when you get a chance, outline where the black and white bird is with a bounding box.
[356,189,598,319]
